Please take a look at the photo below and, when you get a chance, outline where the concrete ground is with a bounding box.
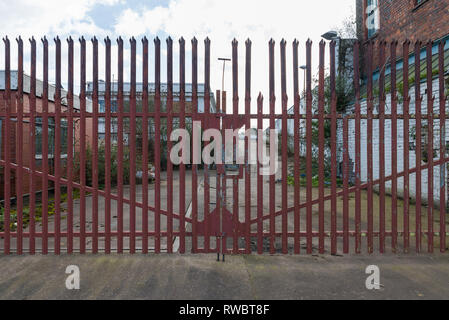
[1,253,449,300]
[2,143,449,300]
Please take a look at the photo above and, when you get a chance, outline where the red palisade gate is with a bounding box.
[0,36,448,255]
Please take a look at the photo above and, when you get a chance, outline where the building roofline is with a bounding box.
[0,70,93,112]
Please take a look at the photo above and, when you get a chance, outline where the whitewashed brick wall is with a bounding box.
[337,78,449,206]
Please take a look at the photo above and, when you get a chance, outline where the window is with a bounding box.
[99,100,106,113]
[98,98,119,142]
[98,98,119,113]
[366,0,380,38]
[35,118,69,159]
[111,99,118,113]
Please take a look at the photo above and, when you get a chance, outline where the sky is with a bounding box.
[0,0,355,113]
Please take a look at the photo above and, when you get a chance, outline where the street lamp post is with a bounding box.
[321,30,340,75]
[218,57,231,93]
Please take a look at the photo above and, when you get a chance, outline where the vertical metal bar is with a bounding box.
[292,39,301,255]
[166,37,174,253]
[403,40,411,253]
[390,40,398,253]
[216,89,222,258]
[104,37,112,254]
[353,41,362,254]
[41,37,49,255]
[204,37,211,252]
[343,115,349,253]
[280,39,288,254]
[366,40,374,254]
[91,37,99,254]
[318,40,325,254]
[222,91,227,254]
[269,39,276,254]
[16,37,24,255]
[67,37,74,254]
[117,37,124,253]
[179,37,186,254]
[141,37,149,254]
[245,39,252,254]
[257,93,264,254]
[439,40,446,253]
[306,39,313,254]
[54,37,62,255]
[154,37,161,253]
[379,41,386,254]
[426,41,434,253]
[79,37,87,254]
[129,37,137,254]
[232,39,239,254]
[414,41,422,253]
[191,37,198,253]
[29,37,37,255]
[330,40,339,254]
[3,37,11,255]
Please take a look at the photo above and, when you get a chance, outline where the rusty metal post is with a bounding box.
[16,37,24,254]
[104,37,112,254]
[3,37,11,254]
[353,41,362,254]
[67,37,74,254]
[191,37,198,253]
[330,40,339,255]
[166,37,174,253]
[154,37,161,253]
[179,37,186,254]
[141,36,149,254]
[390,40,398,252]
[414,40,422,253]
[129,37,137,253]
[269,39,276,254]
[280,39,288,254]
[292,39,301,255]
[426,40,434,253]
[438,40,447,253]
[305,39,313,254]
[379,41,386,253]
[318,40,325,254]
[403,40,411,253]
[244,38,252,254]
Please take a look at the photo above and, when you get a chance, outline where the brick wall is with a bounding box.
[356,0,449,73]
[0,93,90,201]
[357,0,449,43]
[337,78,449,207]
[376,0,449,44]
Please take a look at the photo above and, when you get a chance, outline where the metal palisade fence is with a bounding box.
[0,36,448,255]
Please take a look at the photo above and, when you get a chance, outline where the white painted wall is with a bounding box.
[337,78,449,206]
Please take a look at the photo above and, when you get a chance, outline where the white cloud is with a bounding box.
[0,0,125,89]
[114,0,355,113]
[0,0,122,39]
[0,0,355,112]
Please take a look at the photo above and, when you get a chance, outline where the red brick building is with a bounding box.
[356,0,449,72]
[357,0,449,43]
[0,71,93,201]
